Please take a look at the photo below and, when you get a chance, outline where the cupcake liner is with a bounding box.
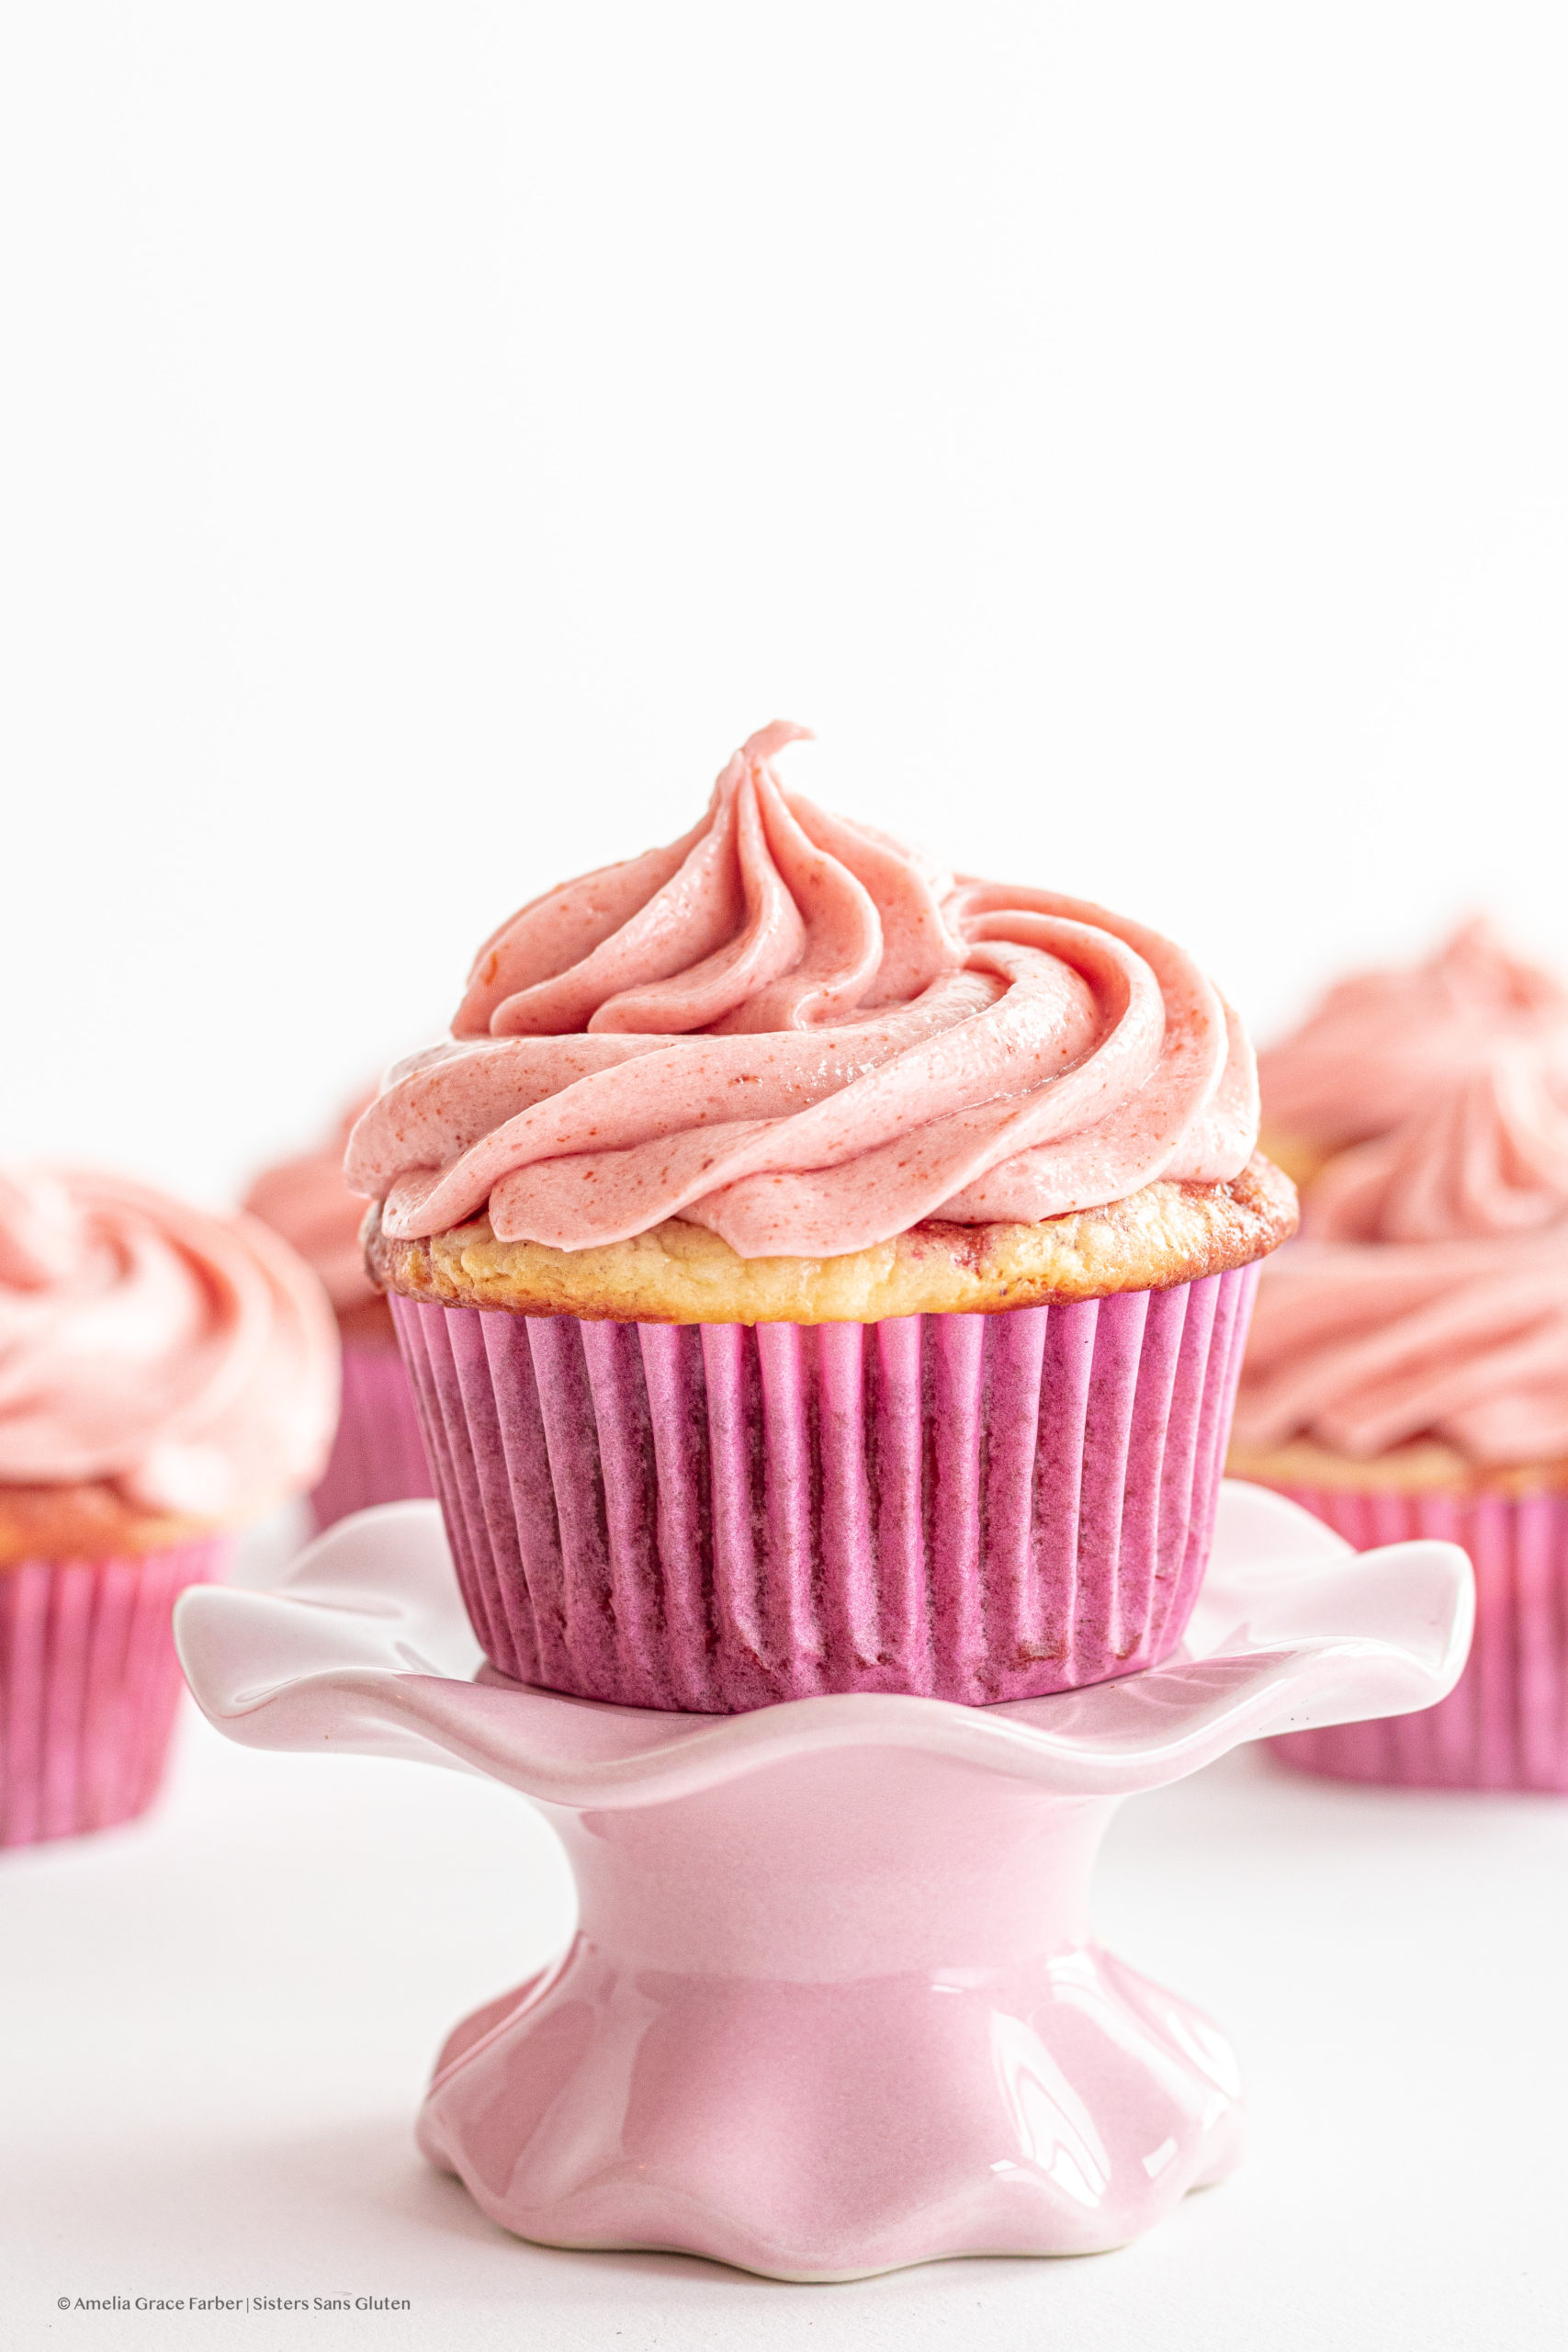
[1265,1485,1568,1792]
[0,1539,226,1848]
[310,1341,435,1532]
[390,1261,1258,1713]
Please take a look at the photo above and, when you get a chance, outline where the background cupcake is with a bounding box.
[348,721,1293,1714]
[245,1101,435,1529]
[1255,917,1568,1189]
[1235,933,1568,1790]
[0,1165,338,1845]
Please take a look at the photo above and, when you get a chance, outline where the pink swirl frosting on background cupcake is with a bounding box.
[1257,918,1568,1153]
[1303,1052,1568,1245]
[346,723,1259,1259]
[1238,1019,1568,1465]
[0,1166,339,1518]
[245,1098,378,1312]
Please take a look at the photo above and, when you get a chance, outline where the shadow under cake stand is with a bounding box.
[175,1486,1472,2283]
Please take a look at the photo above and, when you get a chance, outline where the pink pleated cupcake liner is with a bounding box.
[1265,1484,1568,1792]
[310,1341,436,1532]
[390,1261,1258,1713]
[0,1540,226,1848]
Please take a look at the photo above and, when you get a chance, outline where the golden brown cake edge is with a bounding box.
[1226,1433,1568,1500]
[1256,1125,1336,1193]
[0,1484,225,1570]
[365,1151,1297,1325]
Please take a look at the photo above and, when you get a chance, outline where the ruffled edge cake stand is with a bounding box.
[175,1485,1471,2282]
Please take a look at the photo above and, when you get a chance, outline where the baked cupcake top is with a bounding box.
[1235,992,1568,1483]
[244,1097,393,1344]
[0,1165,339,1562]
[349,723,1268,1292]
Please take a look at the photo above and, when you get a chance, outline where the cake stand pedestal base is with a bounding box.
[176,1487,1471,2280]
[420,1765,1238,2278]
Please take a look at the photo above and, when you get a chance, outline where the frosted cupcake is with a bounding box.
[246,1101,435,1529]
[1256,917,1568,1189]
[1235,933,1568,1789]
[0,1166,337,1844]
[349,722,1294,1713]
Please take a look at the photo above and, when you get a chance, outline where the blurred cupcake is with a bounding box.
[0,1165,337,1845]
[245,1101,435,1529]
[1235,933,1568,1789]
[1256,916,1568,1189]
[349,721,1294,1714]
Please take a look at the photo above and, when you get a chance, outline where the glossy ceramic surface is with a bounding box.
[175,1487,1472,2280]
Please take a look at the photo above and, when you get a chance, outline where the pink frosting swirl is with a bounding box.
[0,1165,339,1518]
[1258,918,1568,1152]
[1234,1230,1568,1465]
[347,724,1258,1258]
[1304,1052,1568,1245]
[1239,1016,1568,1466]
[245,1099,378,1313]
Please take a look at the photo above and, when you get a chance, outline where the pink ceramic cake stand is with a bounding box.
[175,1486,1471,2283]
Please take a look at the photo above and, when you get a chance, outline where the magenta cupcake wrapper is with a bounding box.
[390,1262,1258,1713]
[0,1540,226,1848]
[310,1341,436,1532]
[1265,1485,1568,1792]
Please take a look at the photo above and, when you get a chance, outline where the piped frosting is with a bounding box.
[1258,918,1568,1154]
[245,1098,379,1313]
[347,723,1259,1260]
[1242,993,1568,1465]
[1304,1052,1568,1245]
[0,1165,339,1521]
[1233,1230,1568,1466]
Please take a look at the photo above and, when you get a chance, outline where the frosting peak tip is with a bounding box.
[739,718,814,763]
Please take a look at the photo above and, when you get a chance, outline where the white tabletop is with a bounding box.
[6,1530,1567,2350]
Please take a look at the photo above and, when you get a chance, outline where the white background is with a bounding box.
[3,3,1566,1203]
[5,8,1568,2347]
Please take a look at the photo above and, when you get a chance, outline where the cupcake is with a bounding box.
[1256,916,1568,1189]
[0,1166,338,1844]
[245,1100,436,1529]
[1234,929,1568,1789]
[348,721,1294,1713]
